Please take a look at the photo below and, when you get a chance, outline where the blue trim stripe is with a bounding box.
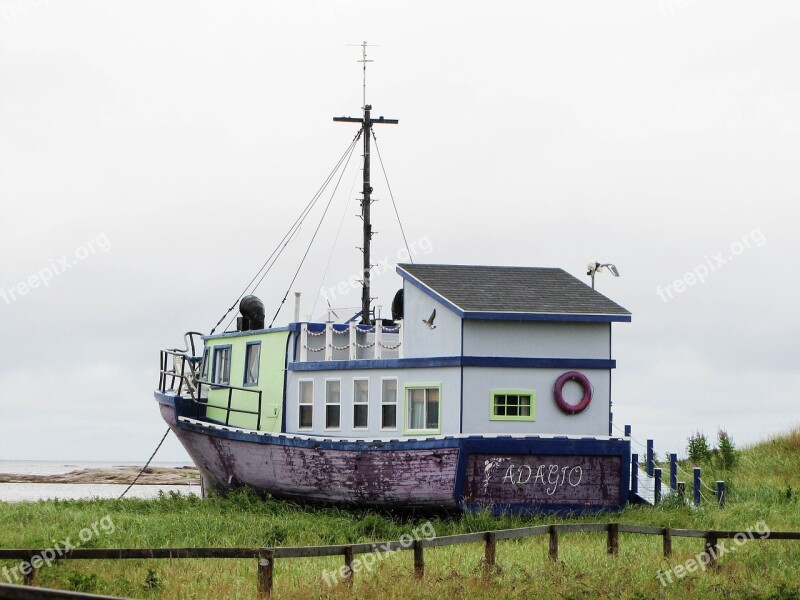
[397,266,466,316]
[204,326,292,340]
[462,311,631,323]
[289,356,616,371]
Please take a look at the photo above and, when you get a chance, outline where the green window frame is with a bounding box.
[490,390,536,421]
[403,383,441,435]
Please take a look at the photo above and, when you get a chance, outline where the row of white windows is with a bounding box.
[297,379,440,432]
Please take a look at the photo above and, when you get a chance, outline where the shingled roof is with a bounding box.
[397,264,631,322]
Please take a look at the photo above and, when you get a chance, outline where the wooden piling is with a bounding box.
[344,546,354,586]
[413,539,424,578]
[549,525,559,561]
[257,549,274,599]
[607,523,619,556]
[484,532,497,569]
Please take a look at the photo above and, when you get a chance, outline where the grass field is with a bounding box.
[1,428,799,599]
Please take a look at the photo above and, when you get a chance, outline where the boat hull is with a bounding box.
[157,392,630,514]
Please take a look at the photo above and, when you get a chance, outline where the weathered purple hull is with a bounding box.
[156,392,631,514]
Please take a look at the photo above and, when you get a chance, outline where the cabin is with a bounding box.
[196,264,631,441]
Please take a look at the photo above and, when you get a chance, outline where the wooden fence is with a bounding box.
[1,523,798,599]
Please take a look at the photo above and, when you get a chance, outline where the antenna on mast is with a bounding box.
[347,41,376,109]
[334,43,397,324]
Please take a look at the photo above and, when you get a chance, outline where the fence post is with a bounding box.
[693,467,702,506]
[257,549,274,599]
[607,523,619,556]
[631,453,639,496]
[705,532,719,568]
[654,468,662,505]
[677,481,686,500]
[22,552,37,586]
[484,532,497,569]
[717,481,725,508]
[344,546,354,586]
[646,439,654,477]
[669,453,677,490]
[624,424,631,437]
[549,525,559,562]
[413,539,425,579]
[663,527,672,557]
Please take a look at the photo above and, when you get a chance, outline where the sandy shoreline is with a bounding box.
[0,466,200,486]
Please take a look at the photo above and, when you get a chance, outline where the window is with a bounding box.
[405,385,440,433]
[298,381,313,429]
[212,346,231,385]
[244,342,261,386]
[490,391,536,421]
[325,380,341,429]
[353,379,369,429]
[381,378,398,429]
[201,348,210,380]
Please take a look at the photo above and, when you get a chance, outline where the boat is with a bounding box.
[154,52,636,514]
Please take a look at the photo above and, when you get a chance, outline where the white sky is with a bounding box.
[1,0,798,462]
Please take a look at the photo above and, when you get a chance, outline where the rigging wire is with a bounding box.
[268,131,362,328]
[118,428,171,499]
[209,130,363,335]
[310,161,362,320]
[371,129,413,264]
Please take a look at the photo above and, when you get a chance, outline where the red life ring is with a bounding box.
[554,371,592,414]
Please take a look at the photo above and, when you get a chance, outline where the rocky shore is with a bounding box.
[0,466,200,486]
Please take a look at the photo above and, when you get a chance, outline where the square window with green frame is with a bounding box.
[490,390,536,421]
[403,384,441,435]
[243,341,261,386]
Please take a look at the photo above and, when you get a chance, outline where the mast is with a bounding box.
[333,42,398,324]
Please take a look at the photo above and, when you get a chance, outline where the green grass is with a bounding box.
[1,428,799,599]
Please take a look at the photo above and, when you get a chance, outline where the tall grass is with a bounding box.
[1,428,799,599]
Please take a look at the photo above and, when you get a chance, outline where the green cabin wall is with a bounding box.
[204,330,289,432]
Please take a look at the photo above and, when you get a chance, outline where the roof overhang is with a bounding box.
[397,265,632,323]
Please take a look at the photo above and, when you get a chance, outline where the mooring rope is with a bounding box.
[118,428,171,499]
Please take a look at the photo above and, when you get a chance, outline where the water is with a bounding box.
[0,461,200,503]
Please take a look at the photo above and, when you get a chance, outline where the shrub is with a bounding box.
[716,428,738,469]
[687,430,713,463]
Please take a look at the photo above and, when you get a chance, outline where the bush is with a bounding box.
[717,428,738,469]
[687,431,713,463]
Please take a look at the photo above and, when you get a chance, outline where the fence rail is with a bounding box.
[2,523,798,598]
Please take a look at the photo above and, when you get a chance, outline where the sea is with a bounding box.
[0,460,201,503]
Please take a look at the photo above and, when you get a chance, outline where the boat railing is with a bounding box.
[193,380,264,431]
[158,349,203,398]
[158,348,265,430]
[298,319,402,362]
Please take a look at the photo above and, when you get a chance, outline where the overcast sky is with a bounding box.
[1,0,798,463]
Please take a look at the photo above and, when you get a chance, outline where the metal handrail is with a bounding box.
[158,349,264,430]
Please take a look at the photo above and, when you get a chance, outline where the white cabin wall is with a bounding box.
[463,321,611,359]
[401,283,462,358]
[284,367,461,437]
[461,367,611,436]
